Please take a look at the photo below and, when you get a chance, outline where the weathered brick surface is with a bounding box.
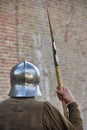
[0,0,87,129]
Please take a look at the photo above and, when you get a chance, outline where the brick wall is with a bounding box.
[0,0,87,129]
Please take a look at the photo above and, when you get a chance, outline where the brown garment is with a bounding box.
[0,98,83,130]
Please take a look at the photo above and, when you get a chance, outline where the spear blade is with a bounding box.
[47,9,59,66]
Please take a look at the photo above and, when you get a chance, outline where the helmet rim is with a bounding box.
[8,84,42,97]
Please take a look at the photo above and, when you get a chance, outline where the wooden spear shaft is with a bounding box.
[47,9,68,118]
[55,60,68,118]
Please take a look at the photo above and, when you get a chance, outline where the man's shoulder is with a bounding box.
[0,99,9,105]
[30,100,52,111]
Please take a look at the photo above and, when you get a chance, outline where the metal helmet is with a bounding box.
[8,61,42,97]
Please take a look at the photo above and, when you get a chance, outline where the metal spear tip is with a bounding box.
[54,54,59,66]
[52,41,57,54]
[52,41,60,65]
[53,41,56,49]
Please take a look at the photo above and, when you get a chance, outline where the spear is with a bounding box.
[47,9,68,118]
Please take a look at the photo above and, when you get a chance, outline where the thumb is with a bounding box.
[55,88,64,96]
